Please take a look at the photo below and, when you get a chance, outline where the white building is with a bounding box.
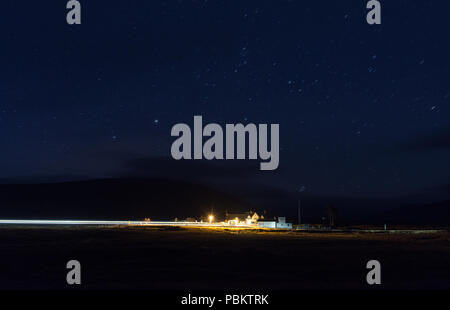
[276,217,292,229]
[257,220,277,228]
[257,216,292,229]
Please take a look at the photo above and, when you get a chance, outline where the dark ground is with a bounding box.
[0,226,449,290]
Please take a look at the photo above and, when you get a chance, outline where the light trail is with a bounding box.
[0,219,254,228]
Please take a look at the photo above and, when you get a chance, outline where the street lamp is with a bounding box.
[208,215,214,224]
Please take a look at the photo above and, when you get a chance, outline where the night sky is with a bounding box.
[1,1,450,206]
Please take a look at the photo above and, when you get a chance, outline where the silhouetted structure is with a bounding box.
[325,205,337,227]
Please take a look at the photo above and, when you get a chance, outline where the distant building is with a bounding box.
[225,211,259,225]
[276,217,292,229]
[257,220,277,228]
[257,216,292,229]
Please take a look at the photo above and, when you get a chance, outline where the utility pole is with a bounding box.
[298,199,301,225]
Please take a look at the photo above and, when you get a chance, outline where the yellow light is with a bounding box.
[208,215,214,223]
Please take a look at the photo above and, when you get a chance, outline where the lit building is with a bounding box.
[225,211,259,225]
[257,216,292,229]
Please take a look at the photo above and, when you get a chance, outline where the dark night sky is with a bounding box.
[1,1,450,204]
